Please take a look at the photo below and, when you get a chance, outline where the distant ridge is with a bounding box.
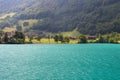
[0,0,120,34]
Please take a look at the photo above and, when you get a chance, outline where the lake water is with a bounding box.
[0,44,120,80]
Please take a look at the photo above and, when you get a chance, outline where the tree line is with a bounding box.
[53,32,120,44]
[54,35,70,43]
[0,31,119,44]
[78,32,120,44]
[0,31,25,44]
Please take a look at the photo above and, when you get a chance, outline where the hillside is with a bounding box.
[0,0,120,35]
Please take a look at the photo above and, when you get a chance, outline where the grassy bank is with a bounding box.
[25,38,79,44]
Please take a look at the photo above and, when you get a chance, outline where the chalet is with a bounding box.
[87,36,97,40]
[24,32,38,37]
[69,37,78,40]
[24,31,47,37]
[7,31,16,37]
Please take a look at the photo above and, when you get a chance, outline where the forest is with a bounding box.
[0,0,120,35]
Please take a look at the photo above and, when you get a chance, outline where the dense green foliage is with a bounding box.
[54,35,70,43]
[0,0,120,34]
[97,32,120,43]
[35,36,42,42]
[78,35,87,43]
[1,31,25,44]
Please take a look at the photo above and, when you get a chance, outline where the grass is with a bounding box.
[3,27,16,32]
[25,38,54,44]
[2,19,39,32]
[87,38,100,43]
[118,41,120,43]
[18,19,39,26]
[25,37,79,44]
[69,40,79,44]
[32,38,55,44]
[0,13,16,19]
[18,19,40,31]
[60,29,80,37]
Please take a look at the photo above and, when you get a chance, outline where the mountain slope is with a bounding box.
[0,0,120,34]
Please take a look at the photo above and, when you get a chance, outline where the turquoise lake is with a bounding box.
[0,44,120,80]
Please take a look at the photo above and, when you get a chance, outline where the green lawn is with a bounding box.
[25,38,79,44]
[0,13,16,19]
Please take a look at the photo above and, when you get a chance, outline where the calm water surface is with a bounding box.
[0,44,120,80]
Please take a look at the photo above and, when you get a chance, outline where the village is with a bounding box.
[0,30,100,44]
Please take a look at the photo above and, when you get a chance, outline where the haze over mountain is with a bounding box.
[0,0,120,35]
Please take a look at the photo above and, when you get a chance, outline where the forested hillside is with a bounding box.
[0,0,120,34]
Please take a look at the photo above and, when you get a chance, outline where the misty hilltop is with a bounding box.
[0,0,120,34]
